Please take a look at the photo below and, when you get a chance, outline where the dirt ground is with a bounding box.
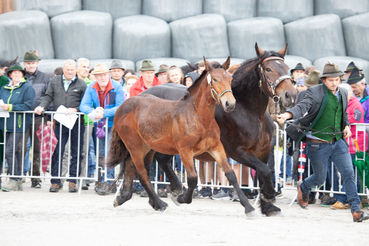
[0,180,369,246]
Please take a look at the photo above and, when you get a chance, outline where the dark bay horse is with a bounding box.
[108,57,257,213]
[112,44,297,216]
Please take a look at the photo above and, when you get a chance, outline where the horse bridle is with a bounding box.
[207,73,232,103]
[258,56,291,103]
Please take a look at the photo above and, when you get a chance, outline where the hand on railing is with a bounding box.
[34,106,44,115]
[66,107,77,114]
[0,103,10,111]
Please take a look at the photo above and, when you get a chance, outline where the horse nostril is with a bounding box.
[225,101,230,108]
[285,92,290,99]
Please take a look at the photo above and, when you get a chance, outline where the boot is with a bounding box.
[352,210,369,222]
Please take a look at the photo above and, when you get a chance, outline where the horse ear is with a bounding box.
[222,56,231,70]
[255,42,265,57]
[278,44,288,57]
[203,57,210,71]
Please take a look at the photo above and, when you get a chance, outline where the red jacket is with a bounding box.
[129,76,160,97]
[346,96,368,154]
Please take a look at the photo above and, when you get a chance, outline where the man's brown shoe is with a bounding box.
[352,210,369,222]
[297,183,308,208]
[49,184,61,192]
[68,182,78,193]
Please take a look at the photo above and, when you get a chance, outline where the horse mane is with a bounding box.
[181,61,222,100]
[232,50,283,97]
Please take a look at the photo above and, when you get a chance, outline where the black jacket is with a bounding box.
[286,84,349,142]
[39,75,86,111]
[25,69,51,109]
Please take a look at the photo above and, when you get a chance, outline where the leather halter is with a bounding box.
[207,73,232,103]
[258,56,291,103]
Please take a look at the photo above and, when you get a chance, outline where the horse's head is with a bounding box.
[204,56,236,112]
[255,43,297,108]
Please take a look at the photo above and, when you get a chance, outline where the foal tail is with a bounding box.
[106,126,129,168]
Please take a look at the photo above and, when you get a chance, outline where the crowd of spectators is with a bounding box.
[0,50,368,221]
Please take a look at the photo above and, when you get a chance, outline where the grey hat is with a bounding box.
[320,62,344,78]
[109,60,125,70]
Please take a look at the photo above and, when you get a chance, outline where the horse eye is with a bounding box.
[265,68,272,72]
[213,78,217,82]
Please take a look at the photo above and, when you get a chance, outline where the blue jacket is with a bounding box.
[0,80,35,132]
[79,80,125,127]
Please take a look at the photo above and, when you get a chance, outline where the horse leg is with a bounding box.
[209,144,255,216]
[154,152,183,201]
[176,152,197,204]
[128,145,168,211]
[114,158,135,207]
[234,149,281,216]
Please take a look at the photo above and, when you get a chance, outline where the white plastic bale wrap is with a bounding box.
[314,56,369,79]
[203,0,256,22]
[228,17,285,60]
[90,59,135,71]
[13,0,81,17]
[284,55,312,73]
[196,57,245,66]
[285,14,346,62]
[136,58,190,73]
[82,0,141,19]
[113,15,170,61]
[170,14,229,63]
[257,0,313,23]
[51,11,112,59]
[342,13,369,61]
[0,11,54,60]
[37,59,68,75]
[142,0,202,22]
[314,0,369,19]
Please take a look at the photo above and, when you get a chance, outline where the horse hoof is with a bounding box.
[113,199,119,208]
[170,193,181,206]
[245,210,257,217]
[261,202,282,216]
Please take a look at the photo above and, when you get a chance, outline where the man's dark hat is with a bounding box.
[109,59,125,70]
[290,63,305,74]
[0,56,18,68]
[320,62,344,78]
[345,61,362,73]
[347,67,365,85]
[6,63,26,77]
[23,50,40,62]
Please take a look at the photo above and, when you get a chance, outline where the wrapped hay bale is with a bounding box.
[13,0,81,17]
[170,14,229,62]
[203,0,255,22]
[285,14,346,61]
[51,10,112,59]
[82,0,141,19]
[113,15,170,61]
[315,0,369,19]
[228,17,285,60]
[0,10,54,60]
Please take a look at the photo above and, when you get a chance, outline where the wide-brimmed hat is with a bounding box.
[344,61,363,73]
[109,60,125,70]
[156,64,169,74]
[290,63,305,74]
[304,70,320,87]
[140,60,155,71]
[320,62,343,78]
[91,64,109,75]
[23,50,40,62]
[6,63,25,77]
[347,67,365,85]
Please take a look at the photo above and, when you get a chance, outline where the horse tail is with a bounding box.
[106,126,129,168]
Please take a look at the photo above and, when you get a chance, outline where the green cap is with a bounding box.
[23,50,40,62]
[140,60,155,71]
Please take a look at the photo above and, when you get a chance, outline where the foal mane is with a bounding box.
[232,50,283,98]
[182,61,222,100]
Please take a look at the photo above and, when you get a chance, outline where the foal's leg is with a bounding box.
[177,151,197,204]
[234,148,281,216]
[154,153,183,200]
[209,144,255,215]
[114,158,135,207]
[127,144,168,211]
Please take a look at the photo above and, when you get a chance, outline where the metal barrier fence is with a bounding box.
[1,111,368,204]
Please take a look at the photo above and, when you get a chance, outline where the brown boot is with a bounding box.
[297,183,308,208]
[49,184,61,192]
[68,182,77,193]
[352,210,369,222]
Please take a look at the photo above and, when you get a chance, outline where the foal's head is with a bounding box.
[203,57,236,112]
